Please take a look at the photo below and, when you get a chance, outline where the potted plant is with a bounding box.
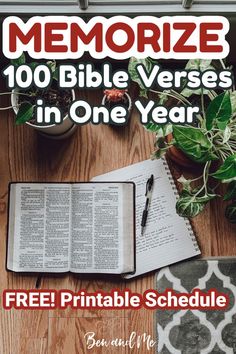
[128,57,236,223]
[102,88,132,117]
[2,54,76,139]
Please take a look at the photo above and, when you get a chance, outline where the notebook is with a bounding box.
[7,182,135,275]
[92,158,200,278]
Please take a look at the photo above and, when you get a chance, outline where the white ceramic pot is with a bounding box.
[11,89,76,136]
[102,92,132,115]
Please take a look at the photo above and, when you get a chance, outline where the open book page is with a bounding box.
[7,182,135,275]
[7,183,71,273]
[92,159,200,279]
[70,183,134,274]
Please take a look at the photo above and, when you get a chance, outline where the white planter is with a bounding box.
[102,92,132,116]
[11,89,76,137]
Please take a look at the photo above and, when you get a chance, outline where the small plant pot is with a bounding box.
[101,92,132,120]
[11,89,76,138]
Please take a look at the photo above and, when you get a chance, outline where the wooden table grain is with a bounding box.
[0,88,235,354]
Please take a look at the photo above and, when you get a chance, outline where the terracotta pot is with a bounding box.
[102,92,132,119]
[166,133,201,169]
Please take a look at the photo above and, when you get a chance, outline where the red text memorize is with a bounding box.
[3,15,229,60]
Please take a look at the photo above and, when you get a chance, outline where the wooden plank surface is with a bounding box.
[0,87,236,354]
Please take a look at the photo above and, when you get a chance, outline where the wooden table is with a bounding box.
[0,88,236,354]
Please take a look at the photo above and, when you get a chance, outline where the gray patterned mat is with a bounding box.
[156,259,236,354]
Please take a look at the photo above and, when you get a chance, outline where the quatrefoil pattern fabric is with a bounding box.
[156,259,236,354]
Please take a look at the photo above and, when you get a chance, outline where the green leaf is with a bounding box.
[28,62,39,70]
[158,90,169,105]
[225,202,236,223]
[177,175,192,192]
[194,193,217,203]
[185,59,212,71]
[173,125,218,163]
[181,87,209,98]
[212,154,236,183]
[47,60,56,73]
[11,53,26,66]
[15,102,34,125]
[155,127,165,139]
[145,122,162,133]
[206,92,232,131]
[46,60,59,81]
[52,68,59,81]
[224,181,236,201]
[162,124,173,137]
[230,91,236,113]
[176,190,215,218]
[222,126,231,144]
[180,60,213,97]
[128,57,153,98]
[146,123,172,137]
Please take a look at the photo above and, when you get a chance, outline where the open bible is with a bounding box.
[7,182,135,275]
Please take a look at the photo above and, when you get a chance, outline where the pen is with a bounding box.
[141,174,154,235]
[35,275,42,289]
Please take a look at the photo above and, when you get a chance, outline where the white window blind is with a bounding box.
[2,0,77,2]
[90,0,181,3]
[196,0,236,1]
[1,0,236,13]
[88,0,236,10]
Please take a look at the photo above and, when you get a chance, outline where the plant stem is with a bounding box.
[0,92,31,98]
[208,91,217,100]
[203,161,211,194]
[150,89,188,105]
[190,175,204,183]
[218,150,228,160]
[188,161,211,204]
[201,89,206,121]
[226,142,234,154]
[0,105,18,111]
[170,89,192,105]
[212,182,221,192]
[220,59,226,69]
